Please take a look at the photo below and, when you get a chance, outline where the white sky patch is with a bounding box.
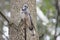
[49,27,60,35]
[4,21,8,25]
[57,36,60,40]
[36,6,49,24]
[51,30,55,35]
[44,35,50,40]
[47,26,55,35]
[2,21,9,40]
[36,0,40,2]
[56,27,60,35]
[42,22,47,26]
[6,12,11,18]
[51,19,56,23]
[7,12,11,18]
[33,30,36,35]
[3,9,11,18]
[3,25,9,37]
[36,0,42,4]
[48,26,60,35]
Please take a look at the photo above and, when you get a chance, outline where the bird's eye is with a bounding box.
[24,6,28,8]
[24,6,26,7]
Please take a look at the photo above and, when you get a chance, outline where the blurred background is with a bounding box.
[0,0,10,40]
[36,0,60,40]
[0,0,60,40]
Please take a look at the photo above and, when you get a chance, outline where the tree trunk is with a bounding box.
[9,0,39,40]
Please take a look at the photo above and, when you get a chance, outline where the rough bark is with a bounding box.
[10,0,39,40]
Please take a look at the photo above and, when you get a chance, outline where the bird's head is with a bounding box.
[22,4,28,11]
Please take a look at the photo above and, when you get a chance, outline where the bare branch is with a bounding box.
[0,11,19,31]
[0,11,9,23]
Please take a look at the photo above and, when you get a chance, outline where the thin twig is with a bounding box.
[0,11,9,23]
[0,11,19,31]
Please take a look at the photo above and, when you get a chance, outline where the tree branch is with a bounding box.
[0,11,19,31]
[0,11,9,23]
